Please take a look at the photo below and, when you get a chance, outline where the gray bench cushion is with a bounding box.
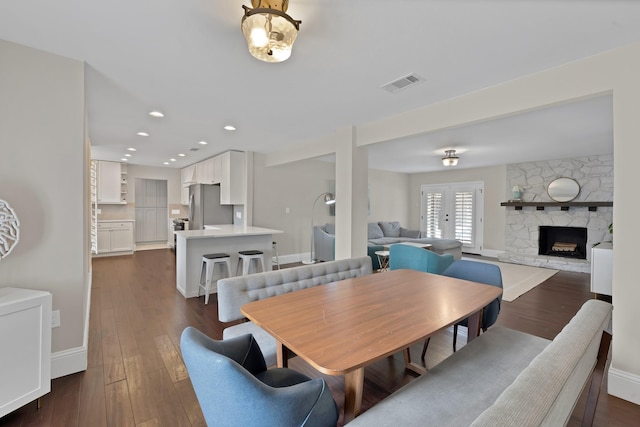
[471,299,612,426]
[347,327,550,426]
[217,256,372,322]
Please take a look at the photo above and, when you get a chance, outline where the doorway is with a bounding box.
[420,182,484,254]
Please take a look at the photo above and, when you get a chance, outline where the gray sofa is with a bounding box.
[314,221,463,263]
[346,299,612,426]
[216,256,373,367]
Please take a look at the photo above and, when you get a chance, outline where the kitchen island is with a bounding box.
[175,224,283,298]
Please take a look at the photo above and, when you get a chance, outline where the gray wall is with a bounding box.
[0,40,88,367]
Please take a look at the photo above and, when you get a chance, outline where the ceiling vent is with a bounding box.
[380,73,425,94]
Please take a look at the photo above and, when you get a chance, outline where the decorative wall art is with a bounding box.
[0,199,20,260]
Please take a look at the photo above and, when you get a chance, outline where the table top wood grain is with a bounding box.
[241,268,503,376]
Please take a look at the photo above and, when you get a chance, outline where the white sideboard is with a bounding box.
[0,287,52,417]
[590,242,613,296]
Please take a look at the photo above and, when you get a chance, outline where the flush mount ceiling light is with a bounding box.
[241,0,301,63]
[442,150,460,167]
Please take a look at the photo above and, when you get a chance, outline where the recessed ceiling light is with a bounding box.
[198,141,208,145]
[163,162,169,165]
[178,153,186,157]
[125,154,132,157]
[121,158,128,161]
[127,148,137,151]
[137,131,149,137]
[170,158,176,162]
[224,125,236,131]
[149,111,164,118]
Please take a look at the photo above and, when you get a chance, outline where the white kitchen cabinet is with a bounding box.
[196,157,216,184]
[96,221,134,255]
[219,151,245,205]
[590,242,613,296]
[0,287,52,418]
[181,165,195,205]
[96,161,126,204]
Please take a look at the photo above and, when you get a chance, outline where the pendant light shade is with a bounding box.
[442,150,460,167]
[242,0,301,63]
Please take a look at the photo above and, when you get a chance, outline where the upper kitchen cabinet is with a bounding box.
[181,165,195,205]
[195,157,216,185]
[96,160,127,204]
[220,151,245,205]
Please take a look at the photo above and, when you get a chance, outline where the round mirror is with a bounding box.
[547,177,580,202]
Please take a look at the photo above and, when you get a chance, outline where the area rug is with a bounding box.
[461,257,558,302]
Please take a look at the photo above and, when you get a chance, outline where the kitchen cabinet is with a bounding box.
[96,221,135,255]
[134,178,168,243]
[220,151,245,205]
[0,287,52,418]
[196,157,216,184]
[590,242,612,296]
[181,165,195,205]
[96,161,127,204]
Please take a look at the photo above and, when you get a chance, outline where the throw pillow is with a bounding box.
[367,223,384,239]
[325,223,335,235]
[378,221,401,237]
[400,227,420,238]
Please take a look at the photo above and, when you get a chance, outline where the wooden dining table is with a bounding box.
[241,268,503,422]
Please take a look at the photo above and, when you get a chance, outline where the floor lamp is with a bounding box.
[302,192,335,264]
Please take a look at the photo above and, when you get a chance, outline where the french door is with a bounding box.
[420,182,484,254]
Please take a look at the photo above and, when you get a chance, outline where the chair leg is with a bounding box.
[421,337,431,361]
[453,324,458,353]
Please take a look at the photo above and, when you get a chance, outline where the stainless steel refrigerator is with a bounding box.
[188,184,233,230]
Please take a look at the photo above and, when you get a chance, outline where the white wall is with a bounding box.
[252,154,335,258]
[251,155,410,259]
[368,169,411,225]
[0,40,88,375]
[409,165,506,253]
[126,164,181,205]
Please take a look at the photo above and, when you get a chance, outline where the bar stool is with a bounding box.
[272,241,280,270]
[236,250,264,276]
[199,253,231,305]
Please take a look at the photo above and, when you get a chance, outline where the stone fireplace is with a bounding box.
[499,154,613,273]
[538,226,588,259]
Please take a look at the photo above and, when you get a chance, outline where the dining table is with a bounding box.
[241,268,503,422]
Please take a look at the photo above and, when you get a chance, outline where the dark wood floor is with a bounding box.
[1,249,638,426]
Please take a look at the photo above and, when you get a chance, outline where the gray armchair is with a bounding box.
[180,327,339,427]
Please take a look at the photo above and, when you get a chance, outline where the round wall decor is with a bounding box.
[0,199,20,260]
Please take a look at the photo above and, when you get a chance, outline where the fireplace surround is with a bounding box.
[500,154,613,273]
[538,226,588,259]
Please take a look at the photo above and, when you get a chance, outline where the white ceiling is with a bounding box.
[1,0,637,173]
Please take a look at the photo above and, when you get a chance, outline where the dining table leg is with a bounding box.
[343,368,365,422]
[466,309,483,343]
[276,342,289,368]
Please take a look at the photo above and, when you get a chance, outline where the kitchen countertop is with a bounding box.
[174,224,283,239]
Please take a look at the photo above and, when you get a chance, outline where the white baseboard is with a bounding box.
[478,249,504,259]
[51,346,88,379]
[274,253,309,266]
[608,367,640,405]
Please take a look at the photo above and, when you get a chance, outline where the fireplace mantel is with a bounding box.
[500,201,613,211]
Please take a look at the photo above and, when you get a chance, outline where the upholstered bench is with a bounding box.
[346,299,612,426]
[217,256,373,366]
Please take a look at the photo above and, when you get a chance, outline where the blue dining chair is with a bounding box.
[180,327,339,427]
[421,259,503,360]
[389,243,454,274]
